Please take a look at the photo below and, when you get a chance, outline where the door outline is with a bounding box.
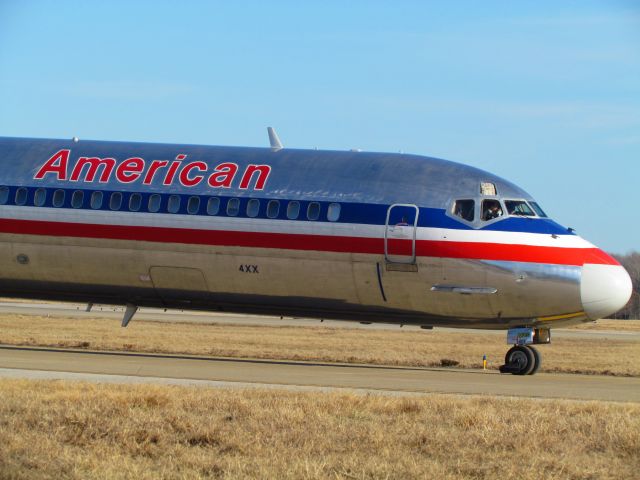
[149,266,209,304]
[384,204,419,264]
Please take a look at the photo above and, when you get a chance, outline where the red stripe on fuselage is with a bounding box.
[0,218,619,266]
[416,239,618,266]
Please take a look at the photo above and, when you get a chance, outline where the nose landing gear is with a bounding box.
[500,345,541,375]
[499,327,549,375]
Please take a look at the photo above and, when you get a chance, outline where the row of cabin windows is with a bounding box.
[0,186,342,222]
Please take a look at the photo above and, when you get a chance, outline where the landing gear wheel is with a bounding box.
[527,346,542,375]
[504,345,535,375]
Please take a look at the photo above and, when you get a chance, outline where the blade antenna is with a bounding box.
[121,303,138,327]
[267,127,283,151]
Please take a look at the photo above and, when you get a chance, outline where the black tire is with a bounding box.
[527,346,542,375]
[505,345,535,375]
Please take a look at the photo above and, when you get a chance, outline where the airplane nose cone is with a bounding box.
[581,264,633,320]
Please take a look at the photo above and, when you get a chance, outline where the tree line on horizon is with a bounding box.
[611,251,639,320]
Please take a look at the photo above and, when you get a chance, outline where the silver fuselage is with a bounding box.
[0,137,631,329]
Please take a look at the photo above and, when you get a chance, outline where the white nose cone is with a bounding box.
[581,264,633,320]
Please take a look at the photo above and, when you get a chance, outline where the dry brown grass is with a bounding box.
[1,314,639,376]
[0,379,638,480]
[0,298,72,305]
[565,319,640,331]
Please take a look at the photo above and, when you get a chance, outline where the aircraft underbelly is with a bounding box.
[149,266,209,305]
[0,232,581,325]
[0,234,366,307]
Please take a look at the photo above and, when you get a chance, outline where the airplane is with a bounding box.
[0,129,632,375]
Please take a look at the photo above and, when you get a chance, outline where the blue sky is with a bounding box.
[0,1,638,253]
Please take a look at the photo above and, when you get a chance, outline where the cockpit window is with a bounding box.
[482,199,503,221]
[453,199,474,222]
[480,182,497,196]
[505,200,535,217]
[530,201,547,218]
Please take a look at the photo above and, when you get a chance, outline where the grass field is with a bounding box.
[567,319,640,331]
[1,314,639,376]
[0,379,638,480]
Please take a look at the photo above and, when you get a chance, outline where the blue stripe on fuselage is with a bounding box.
[0,184,573,236]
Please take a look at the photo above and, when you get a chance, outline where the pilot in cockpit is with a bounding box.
[483,200,503,220]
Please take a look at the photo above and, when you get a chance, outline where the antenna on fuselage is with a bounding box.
[267,127,283,151]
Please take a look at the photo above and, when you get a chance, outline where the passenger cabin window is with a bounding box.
[505,200,535,217]
[481,199,503,221]
[187,196,200,215]
[530,202,547,218]
[71,190,84,209]
[90,191,103,209]
[453,199,474,222]
[167,195,181,214]
[247,199,260,218]
[109,192,123,211]
[207,197,220,215]
[34,188,47,207]
[53,189,65,208]
[15,187,28,206]
[287,201,300,220]
[266,200,280,219]
[148,194,161,213]
[307,202,320,221]
[227,198,240,216]
[0,186,8,205]
[129,193,142,212]
[327,203,341,222]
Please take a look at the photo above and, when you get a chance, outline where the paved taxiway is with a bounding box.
[2,301,638,401]
[1,345,639,402]
[2,301,638,341]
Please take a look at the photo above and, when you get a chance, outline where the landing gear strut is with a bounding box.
[499,327,549,376]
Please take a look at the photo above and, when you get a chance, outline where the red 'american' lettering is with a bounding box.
[34,150,272,190]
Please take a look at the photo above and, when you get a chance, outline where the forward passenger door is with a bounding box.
[385,204,418,264]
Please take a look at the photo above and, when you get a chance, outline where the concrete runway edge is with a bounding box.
[0,345,638,402]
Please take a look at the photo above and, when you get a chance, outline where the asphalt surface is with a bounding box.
[1,300,638,402]
[1,345,639,402]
